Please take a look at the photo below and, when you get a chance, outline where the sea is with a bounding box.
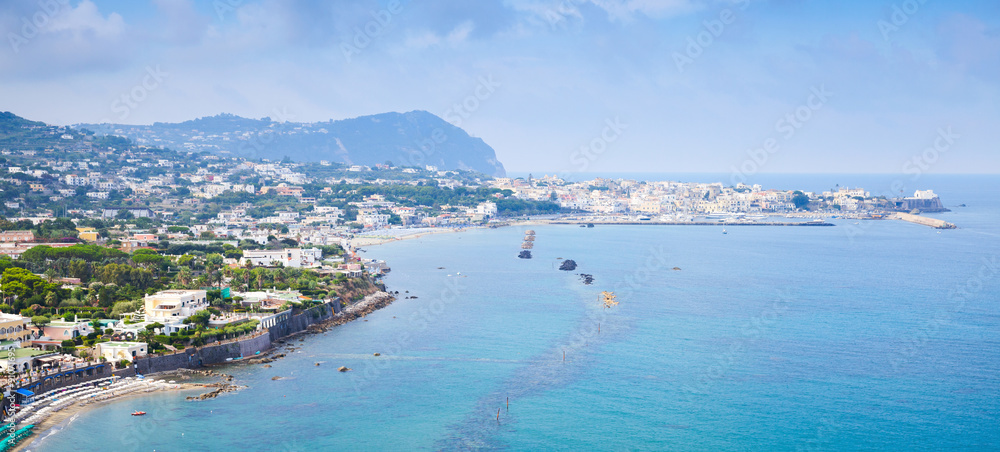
[29,174,1000,451]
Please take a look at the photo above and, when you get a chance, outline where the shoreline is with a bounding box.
[349,219,553,249]
[15,377,206,452]
[14,291,399,451]
[349,227,466,248]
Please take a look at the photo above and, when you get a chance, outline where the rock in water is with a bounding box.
[559,260,577,271]
[338,366,351,372]
[518,250,532,259]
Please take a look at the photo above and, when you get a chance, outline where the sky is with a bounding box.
[1,0,998,175]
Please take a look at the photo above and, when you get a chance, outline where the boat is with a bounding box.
[132,411,146,416]
[722,228,727,235]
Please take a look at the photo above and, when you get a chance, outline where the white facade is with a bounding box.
[241,248,323,268]
[476,202,498,216]
[144,290,209,324]
[96,341,148,362]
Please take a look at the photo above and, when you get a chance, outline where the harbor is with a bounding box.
[549,220,835,227]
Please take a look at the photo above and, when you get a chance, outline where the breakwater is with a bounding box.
[550,221,835,226]
[889,212,957,229]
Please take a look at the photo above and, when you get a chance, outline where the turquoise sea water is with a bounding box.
[31,175,1000,451]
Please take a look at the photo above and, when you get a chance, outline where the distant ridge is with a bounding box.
[78,110,507,176]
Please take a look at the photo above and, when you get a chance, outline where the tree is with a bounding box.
[792,192,810,210]
[45,291,58,307]
[31,315,51,333]
[205,253,225,288]
[176,267,192,287]
[184,310,211,328]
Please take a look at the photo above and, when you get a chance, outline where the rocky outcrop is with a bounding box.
[518,250,532,259]
[559,260,577,271]
[186,378,245,401]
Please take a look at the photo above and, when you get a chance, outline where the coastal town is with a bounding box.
[0,111,957,449]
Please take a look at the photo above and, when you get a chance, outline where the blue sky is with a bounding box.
[1,0,998,174]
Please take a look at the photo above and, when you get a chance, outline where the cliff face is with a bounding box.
[78,110,507,176]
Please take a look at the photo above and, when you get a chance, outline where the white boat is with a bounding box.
[722,228,727,235]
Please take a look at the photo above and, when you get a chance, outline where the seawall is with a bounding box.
[889,212,957,229]
[134,300,339,374]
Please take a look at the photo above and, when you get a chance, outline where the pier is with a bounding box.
[889,212,957,229]
[549,221,834,227]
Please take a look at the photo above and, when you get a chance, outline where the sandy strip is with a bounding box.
[13,381,205,452]
[351,220,556,248]
[350,227,465,247]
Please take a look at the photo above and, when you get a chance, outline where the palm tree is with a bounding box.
[177,267,192,287]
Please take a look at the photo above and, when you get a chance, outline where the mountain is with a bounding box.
[77,111,507,176]
[0,111,88,148]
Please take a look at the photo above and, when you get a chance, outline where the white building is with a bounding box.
[144,290,209,331]
[476,202,498,216]
[96,341,148,362]
[241,248,323,268]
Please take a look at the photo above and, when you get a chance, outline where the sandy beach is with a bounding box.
[13,376,208,452]
[349,227,466,248]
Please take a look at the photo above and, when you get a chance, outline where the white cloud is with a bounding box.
[47,0,126,38]
[589,0,701,21]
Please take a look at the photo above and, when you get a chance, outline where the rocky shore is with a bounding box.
[305,291,396,333]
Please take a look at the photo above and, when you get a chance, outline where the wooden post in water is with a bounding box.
[506,397,509,411]
[497,407,501,423]
[562,350,565,361]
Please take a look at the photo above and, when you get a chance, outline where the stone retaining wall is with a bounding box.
[135,301,336,374]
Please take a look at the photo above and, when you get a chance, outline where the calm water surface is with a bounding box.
[32,176,1000,451]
